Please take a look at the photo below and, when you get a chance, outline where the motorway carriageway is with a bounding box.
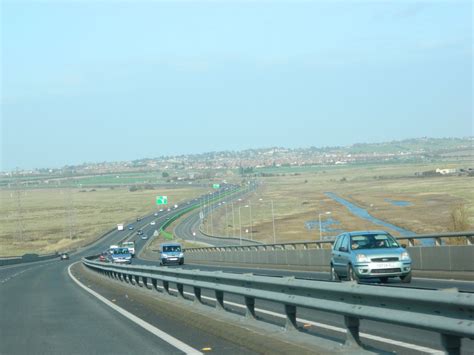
[2,188,473,354]
[0,188,258,355]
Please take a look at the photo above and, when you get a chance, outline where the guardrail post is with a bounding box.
[408,238,415,247]
[467,236,473,245]
[215,290,225,310]
[344,316,362,348]
[151,278,158,291]
[128,274,134,285]
[435,237,442,246]
[177,283,185,298]
[441,334,461,355]
[284,304,298,331]
[245,296,256,320]
[163,280,170,294]
[193,287,202,303]
[135,275,141,286]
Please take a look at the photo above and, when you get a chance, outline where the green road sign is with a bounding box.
[212,184,220,189]
[156,196,168,205]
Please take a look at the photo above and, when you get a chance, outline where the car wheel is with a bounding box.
[400,272,412,283]
[330,265,339,281]
[379,277,389,283]
[179,260,184,265]
[347,265,359,282]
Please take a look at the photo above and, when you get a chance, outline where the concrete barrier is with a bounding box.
[185,245,474,272]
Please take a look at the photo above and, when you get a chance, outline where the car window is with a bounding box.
[340,235,348,251]
[333,235,343,250]
[350,234,400,249]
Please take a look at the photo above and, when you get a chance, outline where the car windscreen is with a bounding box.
[162,245,181,253]
[351,234,399,249]
[114,248,130,254]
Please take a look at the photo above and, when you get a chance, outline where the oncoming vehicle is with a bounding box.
[330,231,412,283]
[159,243,184,266]
[59,252,69,260]
[108,247,132,264]
[98,252,108,262]
[121,241,135,257]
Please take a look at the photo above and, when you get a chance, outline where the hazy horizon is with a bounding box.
[2,1,472,171]
[1,135,471,172]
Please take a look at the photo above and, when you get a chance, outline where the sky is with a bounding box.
[1,0,472,171]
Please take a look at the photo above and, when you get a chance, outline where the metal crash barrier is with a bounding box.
[82,257,474,354]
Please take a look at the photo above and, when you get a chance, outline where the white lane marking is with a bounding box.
[141,282,441,355]
[68,263,202,355]
[0,262,54,284]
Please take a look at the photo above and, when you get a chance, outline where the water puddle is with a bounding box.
[384,199,412,207]
[305,217,346,235]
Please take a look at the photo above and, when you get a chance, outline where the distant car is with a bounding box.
[141,235,148,240]
[330,231,412,283]
[137,230,143,235]
[59,253,69,260]
[98,252,108,262]
[136,217,142,221]
[159,243,184,266]
[128,225,134,230]
[159,209,164,212]
[154,212,158,216]
[150,221,156,225]
[108,247,132,264]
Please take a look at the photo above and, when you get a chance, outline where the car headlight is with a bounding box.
[179,253,184,258]
[162,254,168,258]
[356,254,370,263]
[401,251,411,261]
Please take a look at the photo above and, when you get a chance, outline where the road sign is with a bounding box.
[212,184,220,189]
[199,211,204,220]
[156,196,168,205]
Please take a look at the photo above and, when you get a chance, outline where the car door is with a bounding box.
[338,234,352,277]
[333,234,348,275]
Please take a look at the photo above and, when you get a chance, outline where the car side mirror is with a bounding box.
[339,246,347,252]
[401,244,407,248]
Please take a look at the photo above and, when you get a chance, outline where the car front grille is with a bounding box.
[371,257,399,262]
[372,268,401,274]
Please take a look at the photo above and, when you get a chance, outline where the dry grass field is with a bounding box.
[0,186,207,256]
[203,162,473,244]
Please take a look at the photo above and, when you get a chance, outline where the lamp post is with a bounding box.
[238,206,243,245]
[248,201,253,241]
[319,211,331,240]
[258,198,276,244]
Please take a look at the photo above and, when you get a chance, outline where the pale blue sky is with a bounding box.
[1,0,472,170]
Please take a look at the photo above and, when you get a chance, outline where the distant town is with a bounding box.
[2,137,473,179]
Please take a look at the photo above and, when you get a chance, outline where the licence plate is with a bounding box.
[169,257,177,261]
[373,262,397,268]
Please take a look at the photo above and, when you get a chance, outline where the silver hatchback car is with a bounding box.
[330,231,412,283]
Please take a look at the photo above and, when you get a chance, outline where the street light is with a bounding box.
[238,206,243,245]
[319,211,331,240]
[258,198,276,244]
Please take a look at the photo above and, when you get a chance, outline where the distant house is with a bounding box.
[436,168,456,175]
